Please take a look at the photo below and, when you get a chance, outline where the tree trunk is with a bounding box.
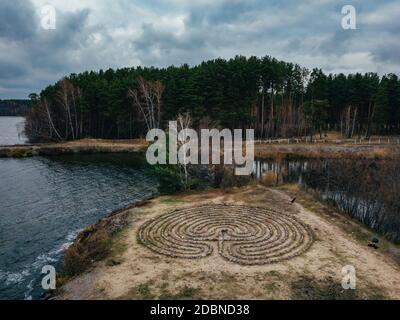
[261,91,265,139]
[351,107,358,138]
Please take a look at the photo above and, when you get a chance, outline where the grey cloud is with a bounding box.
[0,62,27,79]
[0,1,92,98]
[187,1,257,26]
[0,0,37,40]
[317,30,356,56]
[133,22,209,66]
[372,41,400,65]
[135,23,205,52]
[29,9,91,70]
[0,0,399,98]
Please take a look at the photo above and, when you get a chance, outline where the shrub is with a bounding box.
[62,228,111,277]
[215,166,254,189]
[260,171,278,186]
[149,165,184,194]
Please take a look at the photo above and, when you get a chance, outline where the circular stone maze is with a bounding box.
[138,204,314,265]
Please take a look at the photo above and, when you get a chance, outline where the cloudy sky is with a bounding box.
[0,0,399,99]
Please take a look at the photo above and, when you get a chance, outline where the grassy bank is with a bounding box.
[2,138,400,160]
[56,198,153,288]
[255,143,400,160]
[0,139,148,158]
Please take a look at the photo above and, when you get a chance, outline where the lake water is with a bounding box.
[0,154,157,300]
[0,117,27,145]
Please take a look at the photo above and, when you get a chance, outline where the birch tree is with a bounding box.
[128,76,165,131]
[56,79,81,140]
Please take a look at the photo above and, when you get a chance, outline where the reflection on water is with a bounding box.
[0,117,26,145]
[0,154,157,300]
[253,160,307,185]
[254,158,400,243]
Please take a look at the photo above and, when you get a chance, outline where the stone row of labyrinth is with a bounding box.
[138,204,314,265]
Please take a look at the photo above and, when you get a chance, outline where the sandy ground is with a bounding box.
[56,185,400,300]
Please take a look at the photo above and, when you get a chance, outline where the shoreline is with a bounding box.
[48,194,158,300]
[53,184,400,300]
[0,139,148,158]
[1,138,400,160]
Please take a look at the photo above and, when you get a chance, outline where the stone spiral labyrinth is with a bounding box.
[138,204,314,265]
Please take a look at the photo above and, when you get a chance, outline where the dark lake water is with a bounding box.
[0,154,157,300]
[0,117,26,145]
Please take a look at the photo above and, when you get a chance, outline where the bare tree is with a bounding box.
[176,112,192,189]
[42,98,62,141]
[342,105,358,139]
[56,79,81,140]
[24,102,48,142]
[24,99,55,142]
[128,76,165,132]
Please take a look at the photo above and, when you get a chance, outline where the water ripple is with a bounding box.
[0,153,157,299]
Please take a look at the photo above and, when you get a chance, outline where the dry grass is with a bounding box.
[60,138,148,147]
[57,204,133,286]
[260,171,279,186]
[122,280,202,300]
[2,137,400,159]
[62,228,112,278]
[255,144,400,160]
[290,275,385,300]
[0,139,148,158]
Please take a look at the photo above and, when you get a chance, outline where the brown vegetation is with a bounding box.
[58,199,143,283]
[2,138,400,160]
[255,143,400,160]
[0,139,147,158]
